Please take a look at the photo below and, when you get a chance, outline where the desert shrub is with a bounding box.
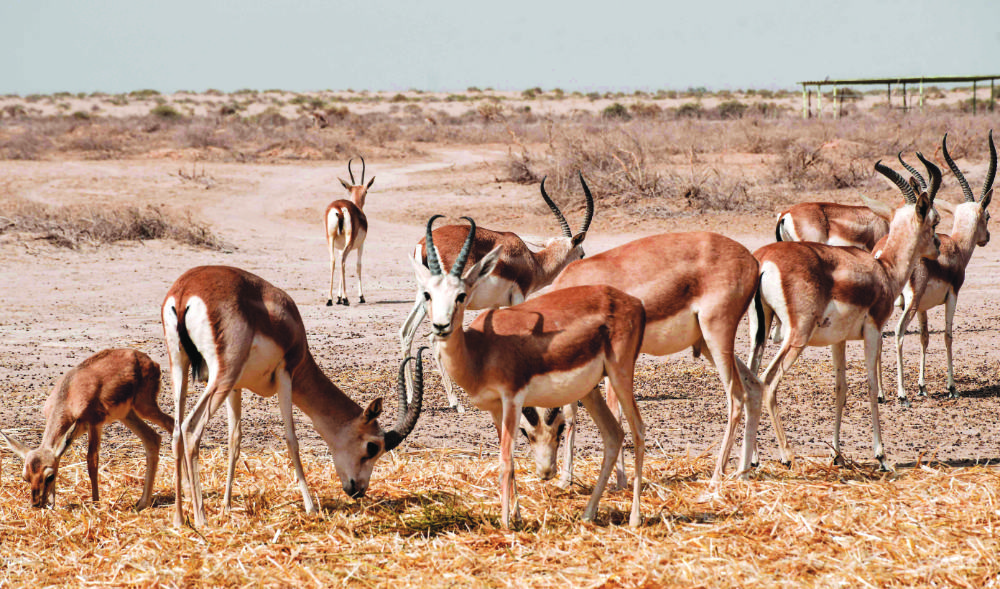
[2,104,28,119]
[716,100,748,119]
[180,124,232,149]
[0,199,225,249]
[150,104,183,119]
[602,102,631,120]
[629,102,661,119]
[0,131,52,159]
[390,93,409,103]
[675,102,704,119]
[129,89,160,99]
[522,87,542,100]
[467,86,481,93]
[252,107,289,126]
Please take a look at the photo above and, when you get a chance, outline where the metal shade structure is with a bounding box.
[798,75,1000,119]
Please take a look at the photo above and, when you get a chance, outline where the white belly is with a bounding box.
[807,301,867,346]
[468,275,520,310]
[234,334,286,396]
[641,312,700,356]
[917,279,951,312]
[518,355,606,408]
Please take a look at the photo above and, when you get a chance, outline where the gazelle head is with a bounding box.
[1,424,77,508]
[519,407,566,480]
[941,131,995,247]
[410,216,503,339]
[537,172,595,266]
[338,156,375,208]
[329,350,426,499]
[874,155,941,261]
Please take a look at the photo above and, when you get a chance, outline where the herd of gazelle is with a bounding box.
[0,132,993,530]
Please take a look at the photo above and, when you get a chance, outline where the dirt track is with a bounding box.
[2,146,999,474]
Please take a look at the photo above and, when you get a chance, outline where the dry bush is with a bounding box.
[0,199,226,249]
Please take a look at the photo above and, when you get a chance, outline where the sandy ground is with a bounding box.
[1,146,999,476]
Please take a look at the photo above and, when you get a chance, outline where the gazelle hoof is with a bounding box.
[877,395,886,404]
[832,455,846,467]
[899,397,911,408]
[556,477,573,491]
[326,299,334,307]
[338,298,349,306]
[918,385,928,397]
[948,386,959,399]
[358,296,365,304]
[781,459,792,469]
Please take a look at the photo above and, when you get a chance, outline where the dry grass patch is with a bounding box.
[0,198,226,249]
[1,446,998,587]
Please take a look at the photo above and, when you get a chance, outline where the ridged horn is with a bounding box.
[359,155,367,185]
[347,158,357,185]
[521,407,539,427]
[875,160,916,204]
[915,152,941,202]
[424,215,445,276]
[579,172,595,234]
[897,152,927,191]
[450,217,476,278]
[383,347,426,452]
[539,176,572,238]
[982,130,996,202]
[544,407,562,426]
[942,133,975,202]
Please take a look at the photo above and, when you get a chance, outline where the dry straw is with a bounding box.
[2,441,999,587]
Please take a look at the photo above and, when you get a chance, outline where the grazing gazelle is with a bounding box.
[1,349,173,510]
[162,265,424,527]
[326,156,375,306]
[891,132,995,404]
[748,158,941,470]
[411,216,647,527]
[519,232,764,489]
[399,174,595,411]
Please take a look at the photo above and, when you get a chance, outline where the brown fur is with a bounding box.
[777,202,890,251]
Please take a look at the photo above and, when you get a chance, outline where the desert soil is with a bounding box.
[1,146,999,474]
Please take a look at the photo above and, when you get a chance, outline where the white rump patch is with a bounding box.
[183,296,220,380]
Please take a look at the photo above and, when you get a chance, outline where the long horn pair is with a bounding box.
[424,215,477,277]
[915,152,941,202]
[943,132,996,203]
[347,156,367,186]
[383,347,427,452]
[538,172,596,237]
[897,152,927,191]
[875,160,917,204]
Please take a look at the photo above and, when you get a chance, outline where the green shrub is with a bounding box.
[150,104,182,119]
[716,100,748,119]
[602,102,631,120]
[129,89,160,99]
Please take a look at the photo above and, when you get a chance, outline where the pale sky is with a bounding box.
[2,0,999,94]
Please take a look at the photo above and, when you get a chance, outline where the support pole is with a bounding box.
[808,89,812,119]
[973,81,978,115]
[920,79,924,110]
[887,83,892,111]
[817,85,823,118]
[834,86,839,119]
[802,84,808,119]
[992,79,995,112]
[902,83,907,111]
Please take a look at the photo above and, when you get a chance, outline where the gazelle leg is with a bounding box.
[399,295,427,402]
[830,341,848,465]
[327,235,337,306]
[944,292,958,398]
[87,425,102,502]
[578,386,624,524]
[864,322,889,471]
[735,358,763,472]
[747,299,775,375]
[337,247,350,305]
[917,311,930,397]
[603,378,627,490]
[277,370,317,514]
[556,402,577,490]
[495,399,522,528]
[182,376,234,527]
[433,340,463,413]
[355,243,365,304]
[121,411,161,511]
[169,357,190,526]
[223,390,243,513]
[760,341,806,467]
[606,368,645,527]
[893,292,918,406]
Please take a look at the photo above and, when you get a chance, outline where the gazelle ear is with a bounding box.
[908,177,923,196]
[860,195,895,222]
[571,232,587,247]
[935,200,956,216]
[462,245,502,286]
[982,188,993,209]
[410,248,433,287]
[363,398,383,423]
[339,177,352,191]
[366,176,375,189]
[915,192,932,222]
[54,422,78,459]
[0,429,29,460]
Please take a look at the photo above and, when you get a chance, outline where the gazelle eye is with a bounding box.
[366,442,379,458]
[423,292,431,301]
[45,474,55,485]
[456,293,466,304]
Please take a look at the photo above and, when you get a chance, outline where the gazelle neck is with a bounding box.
[875,217,926,298]
[434,307,479,395]
[291,351,362,439]
[529,239,576,293]
[350,187,367,210]
[948,205,983,264]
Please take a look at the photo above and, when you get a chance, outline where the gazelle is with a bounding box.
[775,200,889,250]
[747,158,941,469]
[411,216,647,527]
[400,174,595,411]
[162,265,424,527]
[519,232,764,489]
[1,349,173,510]
[891,132,995,404]
[326,156,375,306]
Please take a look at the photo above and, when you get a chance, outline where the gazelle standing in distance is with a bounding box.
[1,349,173,511]
[326,156,375,306]
[400,174,594,411]
[162,265,424,527]
[891,132,995,404]
[519,232,764,489]
[411,216,647,527]
[747,158,941,470]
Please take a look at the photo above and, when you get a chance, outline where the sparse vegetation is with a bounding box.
[150,104,182,119]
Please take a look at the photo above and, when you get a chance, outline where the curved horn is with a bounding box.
[982,130,996,202]
[450,216,476,278]
[897,152,926,191]
[347,158,357,185]
[875,160,916,204]
[424,215,445,276]
[579,172,595,233]
[915,152,941,202]
[539,176,572,238]
[359,155,367,185]
[942,133,975,202]
[544,407,562,426]
[384,347,426,452]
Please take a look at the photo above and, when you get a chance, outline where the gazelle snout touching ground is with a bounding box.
[1,349,173,510]
[412,215,647,528]
[891,131,995,404]
[399,173,595,411]
[163,265,425,527]
[518,232,764,489]
[747,156,941,470]
[326,156,375,306]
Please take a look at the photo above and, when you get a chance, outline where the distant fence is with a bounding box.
[798,75,1000,118]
